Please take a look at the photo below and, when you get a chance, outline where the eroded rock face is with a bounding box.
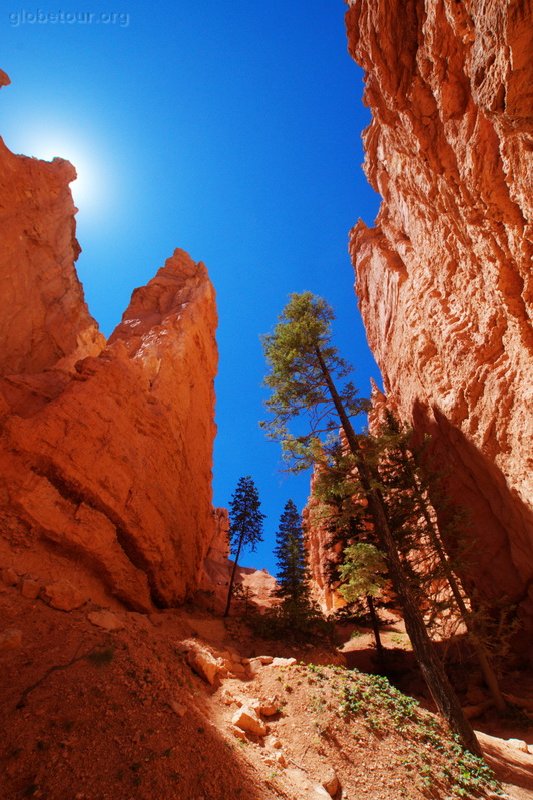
[303,473,347,615]
[0,134,104,373]
[0,74,218,610]
[346,2,533,636]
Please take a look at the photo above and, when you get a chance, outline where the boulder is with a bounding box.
[186,643,222,686]
[259,699,279,717]
[87,610,125,631]
[231,706,267,737]
[42,580,86,611]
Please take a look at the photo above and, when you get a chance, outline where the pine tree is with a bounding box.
[338,542,388,669]
[224,476,265,618]
[274,499,312,616]
[261,291,482,756]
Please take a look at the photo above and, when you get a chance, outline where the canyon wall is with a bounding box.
[346,1,533,638]
[304,475,348,614]
[0,73,219,611]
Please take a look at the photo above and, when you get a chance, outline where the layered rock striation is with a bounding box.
[0,74,218,611]
[346,1,533,636]
[303,475,348,615]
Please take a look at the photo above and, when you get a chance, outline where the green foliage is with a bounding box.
[337,670,500,797]
[230,583,256,616]
[369,413,468,624]
[225,475,265,617]
[340,672,419,733]
[260,292,368,470]
[338,542,388,603]
[247,603,335,644]
[310,439,373,588]
[274,499,311,608]
[258,498,333,641]
[228,475,265,556]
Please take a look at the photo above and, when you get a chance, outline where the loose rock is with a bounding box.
[230,725,247,742]
[321,766,340,796]
[267,736,282,750]
[41,580,86,611]
[1,567,18,587]
[170,701,187,717]
[231,705,267,736]
[87,610,125,631]
[186,642,222,686]
[259,699,279,716]
[310,786,331,799]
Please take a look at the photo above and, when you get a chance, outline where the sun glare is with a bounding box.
[31,139,96,208]
[12,128,108,213]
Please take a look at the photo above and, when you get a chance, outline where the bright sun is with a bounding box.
[36,142,95,208]
[16,130,103,212]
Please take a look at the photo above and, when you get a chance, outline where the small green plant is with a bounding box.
[391,633,410,648]
[336,668,501,797]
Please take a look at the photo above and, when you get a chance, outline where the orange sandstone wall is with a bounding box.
[304,475,347,614]
[346,1,533,635]
[0,73,104,376]
[0,74,218,611]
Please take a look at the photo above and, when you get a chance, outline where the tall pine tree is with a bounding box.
[261,291,482,756]
[274,499,311,615]
[224,476,265,617]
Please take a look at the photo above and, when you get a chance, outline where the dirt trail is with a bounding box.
[1,586,532,800]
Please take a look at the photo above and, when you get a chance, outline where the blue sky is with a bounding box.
[1,0,382,576]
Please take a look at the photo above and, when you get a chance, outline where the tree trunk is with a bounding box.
[366,595,386,672]
[404,451,507,712]
[314,347,482,757]
[223,538,243,618]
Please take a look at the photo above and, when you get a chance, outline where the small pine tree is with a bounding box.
[274,499,312,616]
[338,543,387,602]
[224,476,265,617]
[338,541,388,669]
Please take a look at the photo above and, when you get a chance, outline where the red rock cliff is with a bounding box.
[0,74,218,611]
[346,1,533,636]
